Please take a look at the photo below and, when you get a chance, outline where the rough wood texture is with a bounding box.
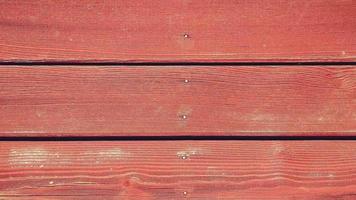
[0,141,355,199]
[0,66,355,137]
[0,0,356,63]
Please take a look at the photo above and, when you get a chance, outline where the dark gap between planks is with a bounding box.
[0,61,356,66]
[1,136,356,141]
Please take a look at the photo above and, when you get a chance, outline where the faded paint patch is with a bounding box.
[9,148,48,167]
[249,112,277,121]
[206,166,228,176]
[308,172,335,179]
[10,130,46,134]
[318,116,325,121]
[177,106,193,118]
[8,148,69,168]
[271,142,284,155]
[231,109,279,122]
[8,147,130,167]
[177,106,193,128]
[269,142,285,166]
[82,148,129,164]
[177,147,205,160]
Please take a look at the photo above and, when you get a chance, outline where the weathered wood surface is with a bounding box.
[0,0,355,63]
[1,66,355,137]
[0,141,355,199]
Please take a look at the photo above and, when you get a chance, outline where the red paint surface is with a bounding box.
[0,0,355,62]
[1,1,355,199]
[0,141,355,199]
[0,66,355,137]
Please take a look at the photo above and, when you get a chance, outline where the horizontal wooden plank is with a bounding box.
[0,0,356,62]
[0,66,355,137]
[0,141,355,199]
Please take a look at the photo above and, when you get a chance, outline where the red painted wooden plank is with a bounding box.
[0,0,355,63]
[0,141,355,199]
[0,66,355,137]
